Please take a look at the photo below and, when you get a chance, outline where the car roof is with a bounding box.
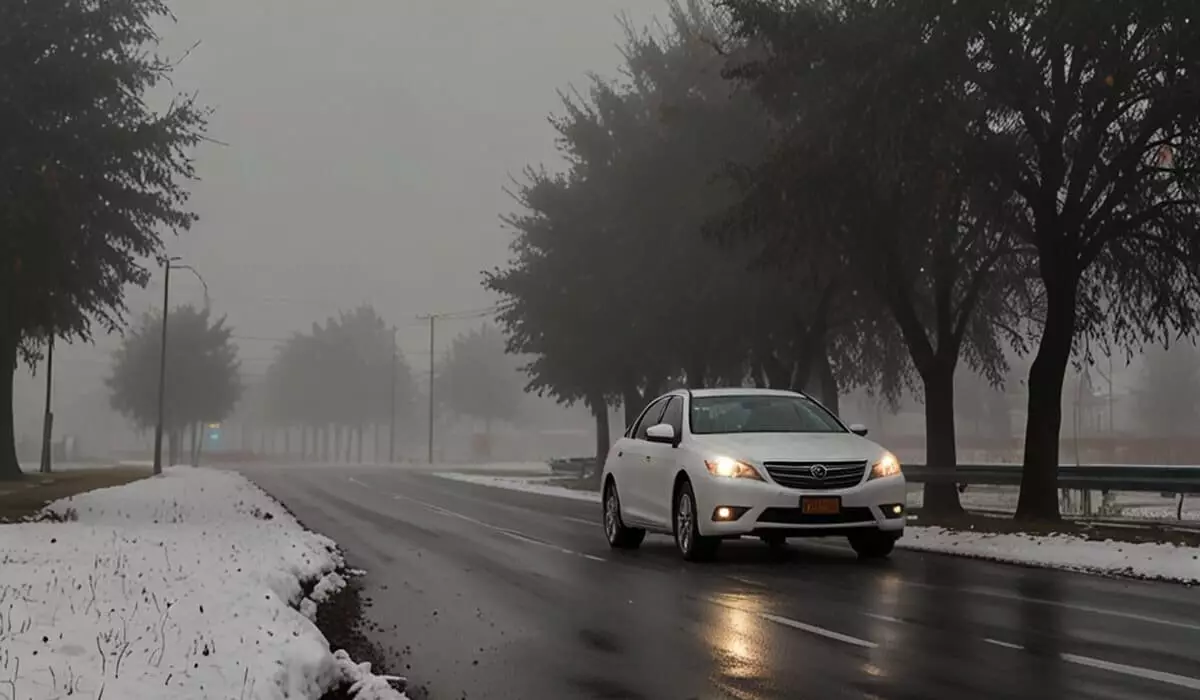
[666,387,808,400]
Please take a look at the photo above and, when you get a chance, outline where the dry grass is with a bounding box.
[0,467,151,522]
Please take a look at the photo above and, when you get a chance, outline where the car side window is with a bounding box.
[660,396,684,436]
[633,399,669,441]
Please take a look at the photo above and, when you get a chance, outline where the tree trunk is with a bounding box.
[622,386,646,428]
[816,346,840,417]
[590,394,610,485]
[0,336,23,481]
[1016,283,1076,521]
[189,422,200,466]
[922,364,964,516]
[168,429,181,467]
[750,357,767,388]
[686,356,705,389]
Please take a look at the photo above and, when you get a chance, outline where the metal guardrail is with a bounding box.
[548,457,1200,494]
[903,463,1200,494]
[548,457,597,477]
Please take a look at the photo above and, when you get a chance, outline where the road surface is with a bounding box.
[242,465,1200,700]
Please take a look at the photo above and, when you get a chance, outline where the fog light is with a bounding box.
[882,503,905,519]
[892,504,904,515]
[712,506,747,522]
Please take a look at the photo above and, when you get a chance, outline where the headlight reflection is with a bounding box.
[707,593,766,687]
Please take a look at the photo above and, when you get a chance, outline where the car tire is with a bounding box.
[760,533,788,549]
[674,480,720,562]
[848,530,897,559]
[603,481,645,549]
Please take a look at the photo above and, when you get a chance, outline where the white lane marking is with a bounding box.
[759,612,879,649]
[963,586,1200,633]
[561,515,597,527]
[728,575,766,588]
[903,581,1200,633]
[1061,653,1200,691]
[347,476,608,564]
[984,637,1200,690]
[863,612,904,624]
[983,638,1024,650]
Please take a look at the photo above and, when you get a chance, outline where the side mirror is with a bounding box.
[849,423,869,437]
[645,423,677,445]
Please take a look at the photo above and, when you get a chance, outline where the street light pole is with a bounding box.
[152,257,174,475]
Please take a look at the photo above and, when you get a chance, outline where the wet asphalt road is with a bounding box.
[242,465,1200,700]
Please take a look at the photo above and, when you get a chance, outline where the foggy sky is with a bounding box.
[16,0,649,434]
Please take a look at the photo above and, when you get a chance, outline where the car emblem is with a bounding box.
[810,464,828,479]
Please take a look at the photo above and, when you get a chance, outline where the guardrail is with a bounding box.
[902,463,1200,494]
[549,457,1200,494]
[549,457,597,477]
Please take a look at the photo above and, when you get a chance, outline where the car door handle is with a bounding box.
[645,455,651,463]
[617,451,623,457]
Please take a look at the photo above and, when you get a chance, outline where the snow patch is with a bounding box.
[433,472,601,503]
[900,526,1200,584]
[0,466,406,699]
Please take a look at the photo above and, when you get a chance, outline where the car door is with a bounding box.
[640,395,685,528]
[619,397,669,525]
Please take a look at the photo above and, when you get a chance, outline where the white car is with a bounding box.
[600,388,906,561]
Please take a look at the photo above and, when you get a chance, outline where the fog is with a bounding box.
[14,0,652,461]
[10,1,1192,466]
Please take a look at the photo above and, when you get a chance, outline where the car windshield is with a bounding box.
[689,394,845,435]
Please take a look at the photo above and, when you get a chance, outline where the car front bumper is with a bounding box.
[692,473,907,537]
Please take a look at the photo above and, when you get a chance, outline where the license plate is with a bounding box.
[800,497,841,515]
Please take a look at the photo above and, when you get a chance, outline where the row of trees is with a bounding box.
[487,0,1200,520]
[254,311,523,461]
[260,306,417,461]
[1,0,208,480]
[102,302,527,465]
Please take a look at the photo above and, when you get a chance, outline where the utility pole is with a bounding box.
[39,335,54,473]
[420,314,436,464]
[388,328,397,463]
[152,258,173,475]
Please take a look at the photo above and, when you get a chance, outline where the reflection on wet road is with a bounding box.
[244,465,1200,699]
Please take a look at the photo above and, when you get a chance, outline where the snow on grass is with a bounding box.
[433,472,601,503]
[901,526,1200,584]
[0,466,405,700]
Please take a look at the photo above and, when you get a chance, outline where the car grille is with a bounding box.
[758,506,875,525]
[763,460,867,490]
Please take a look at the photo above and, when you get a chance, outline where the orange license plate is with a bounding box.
[801,497,841,515]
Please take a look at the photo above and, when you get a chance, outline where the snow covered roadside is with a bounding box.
[433,472,601,503]
[0,467,405,700]
[902,526,1200,584]
[437,470,1199,584]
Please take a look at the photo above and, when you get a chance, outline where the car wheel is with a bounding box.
[848,530,897,559]
[603,481,645,549]
[760,533,787,549]
[674,480,720,562]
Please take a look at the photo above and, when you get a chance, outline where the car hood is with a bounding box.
[689,432,883,464]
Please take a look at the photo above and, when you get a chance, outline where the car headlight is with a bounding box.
[704,456,764,481]
[870,452,902,480]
